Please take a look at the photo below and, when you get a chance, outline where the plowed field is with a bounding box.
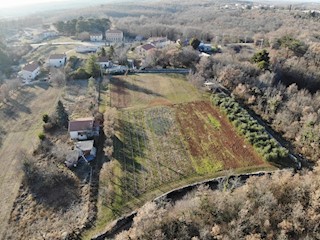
[175,101,265,173]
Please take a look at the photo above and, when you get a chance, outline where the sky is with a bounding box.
[1,0,319,8]
[1,0,65,8]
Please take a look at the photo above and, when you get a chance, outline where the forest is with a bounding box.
[116,168,320,239]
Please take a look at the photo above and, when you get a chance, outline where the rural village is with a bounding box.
[0,0,320,239]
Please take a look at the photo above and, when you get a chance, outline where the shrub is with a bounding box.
[38,132,45,141]
[42,114,49,123]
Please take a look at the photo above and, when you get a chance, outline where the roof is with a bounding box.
[141,44,155,51]
[75,140,94,151]
[106,29,123,34]
[97,57,109,63]
[68,117,94,132]
[22,62,39,72]
[49,54,66,60]
[90,32,102,36]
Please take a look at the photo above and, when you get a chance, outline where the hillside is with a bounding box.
[116,168,320,239]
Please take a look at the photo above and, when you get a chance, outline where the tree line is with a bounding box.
[187,34,320,162]
[53,17,111,35]
[115,168,320,239]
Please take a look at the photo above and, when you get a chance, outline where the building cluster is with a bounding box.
[89,29,124,42]
[65,117,100,168]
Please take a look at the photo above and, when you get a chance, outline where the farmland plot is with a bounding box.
[89,74,272,238]
[175,101,266,174]
[114,106,194,200]
[110,74,204,109]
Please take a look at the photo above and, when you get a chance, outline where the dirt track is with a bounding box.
[0,83,60,238]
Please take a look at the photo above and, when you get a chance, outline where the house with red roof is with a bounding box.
[68,117,99,140]
[136,43,156,57]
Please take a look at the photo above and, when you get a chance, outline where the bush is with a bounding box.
[42,114,49,123]
[38,132,45,141]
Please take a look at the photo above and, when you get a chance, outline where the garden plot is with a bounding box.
[175,101,267,173]
[114,106,193,201]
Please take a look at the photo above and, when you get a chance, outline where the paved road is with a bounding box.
[136,68,190,74]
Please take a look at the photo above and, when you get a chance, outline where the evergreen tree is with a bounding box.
[99,47,106,57]
[251,49,270,70]
[189,37,201,50]
[56,100,69,128]
[85,55,100,78]
[108,46,114,59]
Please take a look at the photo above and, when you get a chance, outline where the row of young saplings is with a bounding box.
[211,93,289,162]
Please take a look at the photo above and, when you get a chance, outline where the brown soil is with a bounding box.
[175,101,266,169]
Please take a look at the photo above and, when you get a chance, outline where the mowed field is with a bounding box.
[0,83,60,238]
[89,74,271,237]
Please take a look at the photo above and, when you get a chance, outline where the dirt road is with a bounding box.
[0,83,60,238]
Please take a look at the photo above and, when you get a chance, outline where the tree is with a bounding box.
[108,46,114,59]
[189,37,201,50]
[99,47,106,57]
[251,49,270,70]
[85,55,100,78]
[55,100,68,128]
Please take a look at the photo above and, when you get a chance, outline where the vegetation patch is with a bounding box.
[175,101,266,171]
[211,93,289,162]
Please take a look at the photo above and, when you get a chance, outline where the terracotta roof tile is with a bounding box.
[68,117,94,132]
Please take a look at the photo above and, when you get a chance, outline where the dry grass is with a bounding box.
[0,82,61,238]
[110,74,206,109]
[2,79,98,239]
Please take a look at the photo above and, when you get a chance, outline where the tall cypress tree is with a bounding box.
[56,100,69,128]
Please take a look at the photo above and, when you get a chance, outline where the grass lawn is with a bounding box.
[110,74,207,109]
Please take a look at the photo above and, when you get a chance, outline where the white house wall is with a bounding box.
[49,58,66,67]
[21,68,40,80]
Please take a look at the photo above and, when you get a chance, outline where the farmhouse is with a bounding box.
[148,37,171,48]
[90,32,103,42]
[96,56,112,68]
[49,54,67,67]
[105,29,123,42]
[20,62,40,81]
[68,117,99,140]
[136,43,155,57]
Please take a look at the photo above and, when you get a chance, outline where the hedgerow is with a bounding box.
[211,93,288,162]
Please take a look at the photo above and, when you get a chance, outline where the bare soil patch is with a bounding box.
[175,101,266,171]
